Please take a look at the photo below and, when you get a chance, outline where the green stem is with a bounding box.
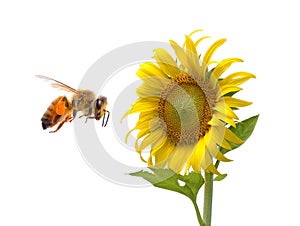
[203,172,213,226]
[192,199,206,226]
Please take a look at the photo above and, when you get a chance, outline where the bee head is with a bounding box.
[94,96,107,121]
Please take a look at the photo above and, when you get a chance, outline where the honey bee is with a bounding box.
[37,75,110,132]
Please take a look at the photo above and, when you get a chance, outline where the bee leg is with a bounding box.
[69,109,77,123]
[88,107,93,116]
[78,114,94,123]
[72,109,77,118]
[71,100,78,121]
[69,114,75,123]
[49,121,66,133]
[66,114,73,123]
[85,116,95,123]
[79,114,87,122]
[82,108,93,123]
[68,112,74,122]
[102,110,110,127]
[49,115,72,133]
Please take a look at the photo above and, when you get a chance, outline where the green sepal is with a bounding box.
[130,168,204,201]
[224,90,240,97]
[214,174,227,181]
[206,67,214,80]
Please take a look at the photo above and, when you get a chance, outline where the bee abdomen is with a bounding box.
[41,96,65,129]
[41,119,52,130]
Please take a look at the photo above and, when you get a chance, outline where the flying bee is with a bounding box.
[37,75,110,132]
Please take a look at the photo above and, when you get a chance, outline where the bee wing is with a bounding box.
[36,75,79,94]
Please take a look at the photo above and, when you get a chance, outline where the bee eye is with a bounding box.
[96,99,102,110]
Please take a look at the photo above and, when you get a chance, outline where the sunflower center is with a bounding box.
[158,73,212,144]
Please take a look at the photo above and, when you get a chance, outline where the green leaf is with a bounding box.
[214,174,227,181]
[130,168,204,201]
[221,114,259,154]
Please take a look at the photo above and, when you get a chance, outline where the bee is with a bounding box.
[37,75,110,133]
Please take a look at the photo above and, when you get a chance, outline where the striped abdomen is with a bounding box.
[41,96,71,130]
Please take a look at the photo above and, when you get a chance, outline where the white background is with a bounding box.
[1,0,299,225]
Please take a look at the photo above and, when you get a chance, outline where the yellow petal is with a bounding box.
[137,111,158,124]
[213,58,243,79]
[139,154,147,163]
[138,73,168,86]
[205,163,221,175]
[184,35,203,79]
[214,101,239,120]
[151,134,168,155]
[183,29,206,48]
[194,36,210,48]
[200,151,213,171]
[138,128,164,152]
[188,29,203,37]
[225,76,255,87]
[125,127,137,144]
[154,140,175,165]
[224,128,243,144]
[185,35,198,55]
[190,138,206,172]
[138,62,166,78]
[221,139,232,150]
[147,156,153,166]
[170,40,189,70]
[136,117,160,140]
[205,130,232,162]
[224,97,252,107]
[153,48,180,77]
[216,151,232,162]
[220,72,256,87]
[207,143,231,162]
[133,137,147,163]
[136,80,165,98]
[125,113,158,143]
[168,144,194,173]
[203,127,213,143]
[122,97,159,119]
[211,112,236,128]
[208,126,231,150]
[136,127,150,141]
[208,115,224,127]
[134,127,149,141]
[219,85,242,96]
[184,161,191,175]
[209,126,231,150]
[203,38,226,67]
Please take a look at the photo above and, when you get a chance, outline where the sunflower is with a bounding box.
[124,30,255,174]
